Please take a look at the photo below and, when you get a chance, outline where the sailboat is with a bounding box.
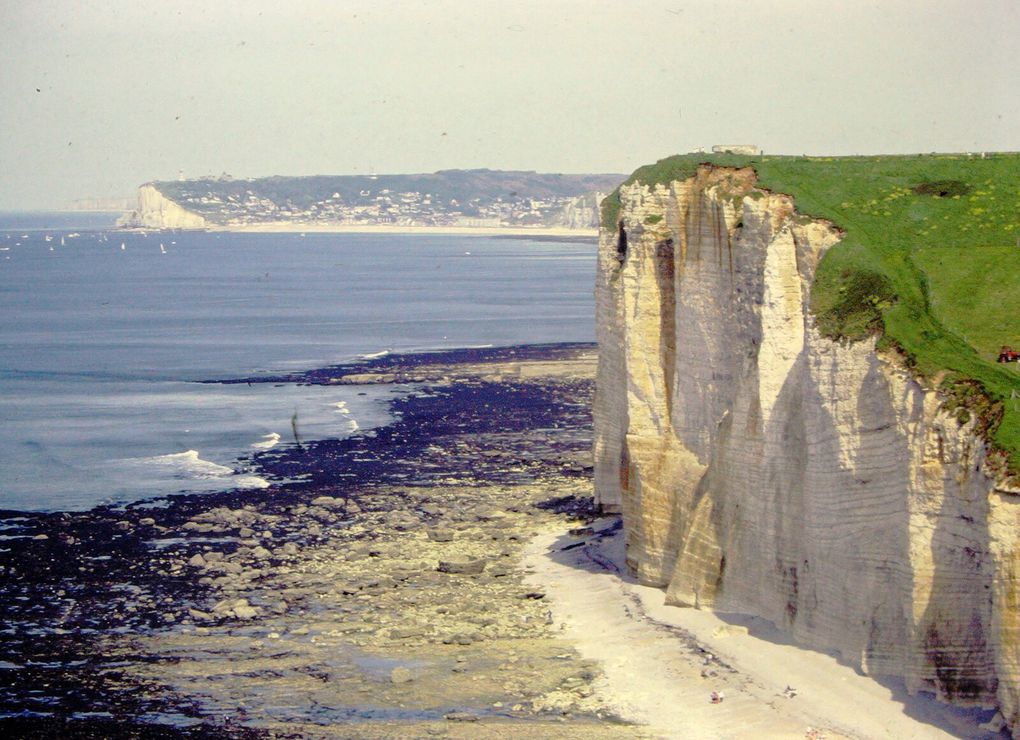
[160,243,166,254]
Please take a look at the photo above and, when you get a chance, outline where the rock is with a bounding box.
[213,597,254,616]
[426,528,455,542]
[390,666,413,684]
[442,633,476,646]
[251,546,272,560]
[595,168,1020,714]
[188,608,212,622]
[474,509,505,522]
[437,556,486,575]
[31,534,48,541]
[115,520,132,531]
[311,496,345,510]
[233,604,259,620]
[139,517,156,526]
[979,711,1007,732]
[188,553,207,568]
[444,712,479,722]
[389,627,425,639]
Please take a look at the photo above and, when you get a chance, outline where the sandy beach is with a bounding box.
[204,222,598,239]
[526,522,1003,739]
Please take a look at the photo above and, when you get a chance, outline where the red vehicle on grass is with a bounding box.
[998,346,1020,363]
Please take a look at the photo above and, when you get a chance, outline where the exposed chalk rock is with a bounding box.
[593,165,1020,730]
[117,185,206,230]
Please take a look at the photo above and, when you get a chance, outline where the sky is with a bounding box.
[1,0,1018,210]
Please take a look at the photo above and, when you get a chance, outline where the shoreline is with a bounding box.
[120,222,598,239]
[0,342,627,738]
[0,341,997,738]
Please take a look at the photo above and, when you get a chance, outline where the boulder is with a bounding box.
[437,556,486,575]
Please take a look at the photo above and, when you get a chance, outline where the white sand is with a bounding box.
[524,519,998,739]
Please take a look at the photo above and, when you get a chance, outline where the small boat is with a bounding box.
[160,243,166,254]
[120,242,126,250]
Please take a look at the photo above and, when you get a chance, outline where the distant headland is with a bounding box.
[116,169,625,234]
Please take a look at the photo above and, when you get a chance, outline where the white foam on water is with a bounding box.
[347,419,359,432]
[334,401,350,414]
[120,449,270,490]
[233,475,271,489]
[251,432,281,451]
[135,450,234,478]
[359,350,390,360]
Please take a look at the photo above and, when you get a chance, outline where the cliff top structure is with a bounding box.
[601,151,1020,475]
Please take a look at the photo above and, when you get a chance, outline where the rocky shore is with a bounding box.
[0,343,646,738]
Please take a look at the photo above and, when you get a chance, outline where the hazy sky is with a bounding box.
[1,0,1018,209]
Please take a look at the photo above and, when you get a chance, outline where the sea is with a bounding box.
[0,213,596,512]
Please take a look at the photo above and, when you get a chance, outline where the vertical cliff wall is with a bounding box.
[593,165,1020,728]
[117,185,206,230]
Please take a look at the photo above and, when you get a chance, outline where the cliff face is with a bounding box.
[117,185,206,230]
[594,166,1020,726]
[556,193,605,229]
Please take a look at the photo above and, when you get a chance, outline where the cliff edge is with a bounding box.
[117,184,207,230]
[594,161,1020,731]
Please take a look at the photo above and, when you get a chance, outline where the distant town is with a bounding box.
[117,170,626,230]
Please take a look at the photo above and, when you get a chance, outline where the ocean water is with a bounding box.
[0,214,596,511]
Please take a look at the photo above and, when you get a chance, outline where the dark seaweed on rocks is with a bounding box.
[207,341,596,386]
[0,343,595,736]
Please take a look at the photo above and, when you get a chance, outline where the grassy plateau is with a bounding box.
[602,152,1020,474]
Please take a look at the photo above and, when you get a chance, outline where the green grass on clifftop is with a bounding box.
[602,152,1020,473]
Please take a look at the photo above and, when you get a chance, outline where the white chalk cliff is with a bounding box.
[593,165,1020,731]
[117,185,206,230]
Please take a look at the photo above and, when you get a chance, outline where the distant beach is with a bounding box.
[209,222,598,238]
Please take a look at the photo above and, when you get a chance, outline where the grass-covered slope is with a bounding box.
[601,152,1020,473]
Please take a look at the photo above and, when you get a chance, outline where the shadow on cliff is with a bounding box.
[541,516,1005,738]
